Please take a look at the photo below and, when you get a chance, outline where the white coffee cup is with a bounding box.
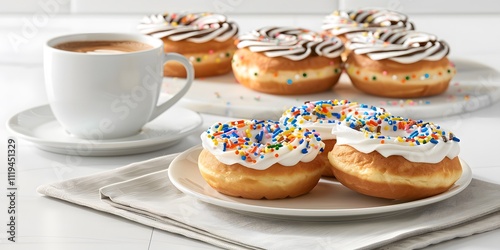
[44,33,194,140]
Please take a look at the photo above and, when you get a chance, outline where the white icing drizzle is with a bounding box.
[236,27,344,61]
[203,100,460,167]
[200,120,324,169]
[347,30,450,64]
[280,100,461,164]
[280,100,385,140]
[138,12,238,43]
[333,112,460,163]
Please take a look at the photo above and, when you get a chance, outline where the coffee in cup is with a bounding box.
[44,33,194,140]
[54,40,153,54]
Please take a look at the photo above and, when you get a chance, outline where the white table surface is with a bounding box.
[1,13,500,249]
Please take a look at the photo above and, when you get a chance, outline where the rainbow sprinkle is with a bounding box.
[342,109,460,146]
[204,120,323,163]
[281,99,383,126]
[202,99,461,167]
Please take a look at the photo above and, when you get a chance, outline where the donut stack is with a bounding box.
[199,99,463,201]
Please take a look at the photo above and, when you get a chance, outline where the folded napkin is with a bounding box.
[37,153,500,250]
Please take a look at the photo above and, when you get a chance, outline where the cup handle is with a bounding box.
[149,53,194,121]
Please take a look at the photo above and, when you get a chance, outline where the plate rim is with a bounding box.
[171,57,500,120]
[168,145,473,218]
[6,104,203,151]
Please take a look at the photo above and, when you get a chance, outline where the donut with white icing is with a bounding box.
[199,119,325,199]
[138,12,238,77]
[232,27,344,95]
[344,30,456,98]
[328,108,462,200]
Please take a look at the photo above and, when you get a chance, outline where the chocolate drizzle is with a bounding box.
[138,12,238,43]
[236,27,344,61]
[347,30,450,64]
[322,9,415,36]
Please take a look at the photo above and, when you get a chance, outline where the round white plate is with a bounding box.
[164,58,500,120]
[168,146,472,221]
[7,105,203,156]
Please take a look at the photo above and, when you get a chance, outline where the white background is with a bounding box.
[2,0,500,14]
[2,0,500,249]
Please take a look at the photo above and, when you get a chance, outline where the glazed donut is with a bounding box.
[199,119,325,199]
[138,12,238,78]
[280,99,385,177]
[344,30,456,98]
[232,27,344,95]
[328,108,462,200]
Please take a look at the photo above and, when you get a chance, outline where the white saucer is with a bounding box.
[7,105,203,156]
[165,58,500,120]
[168,146,472,221]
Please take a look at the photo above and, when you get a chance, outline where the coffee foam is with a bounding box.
[54,40,153,54]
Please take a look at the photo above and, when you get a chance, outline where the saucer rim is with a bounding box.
[6,104,203,153]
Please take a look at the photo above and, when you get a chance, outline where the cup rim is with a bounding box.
[45,32,163,55]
